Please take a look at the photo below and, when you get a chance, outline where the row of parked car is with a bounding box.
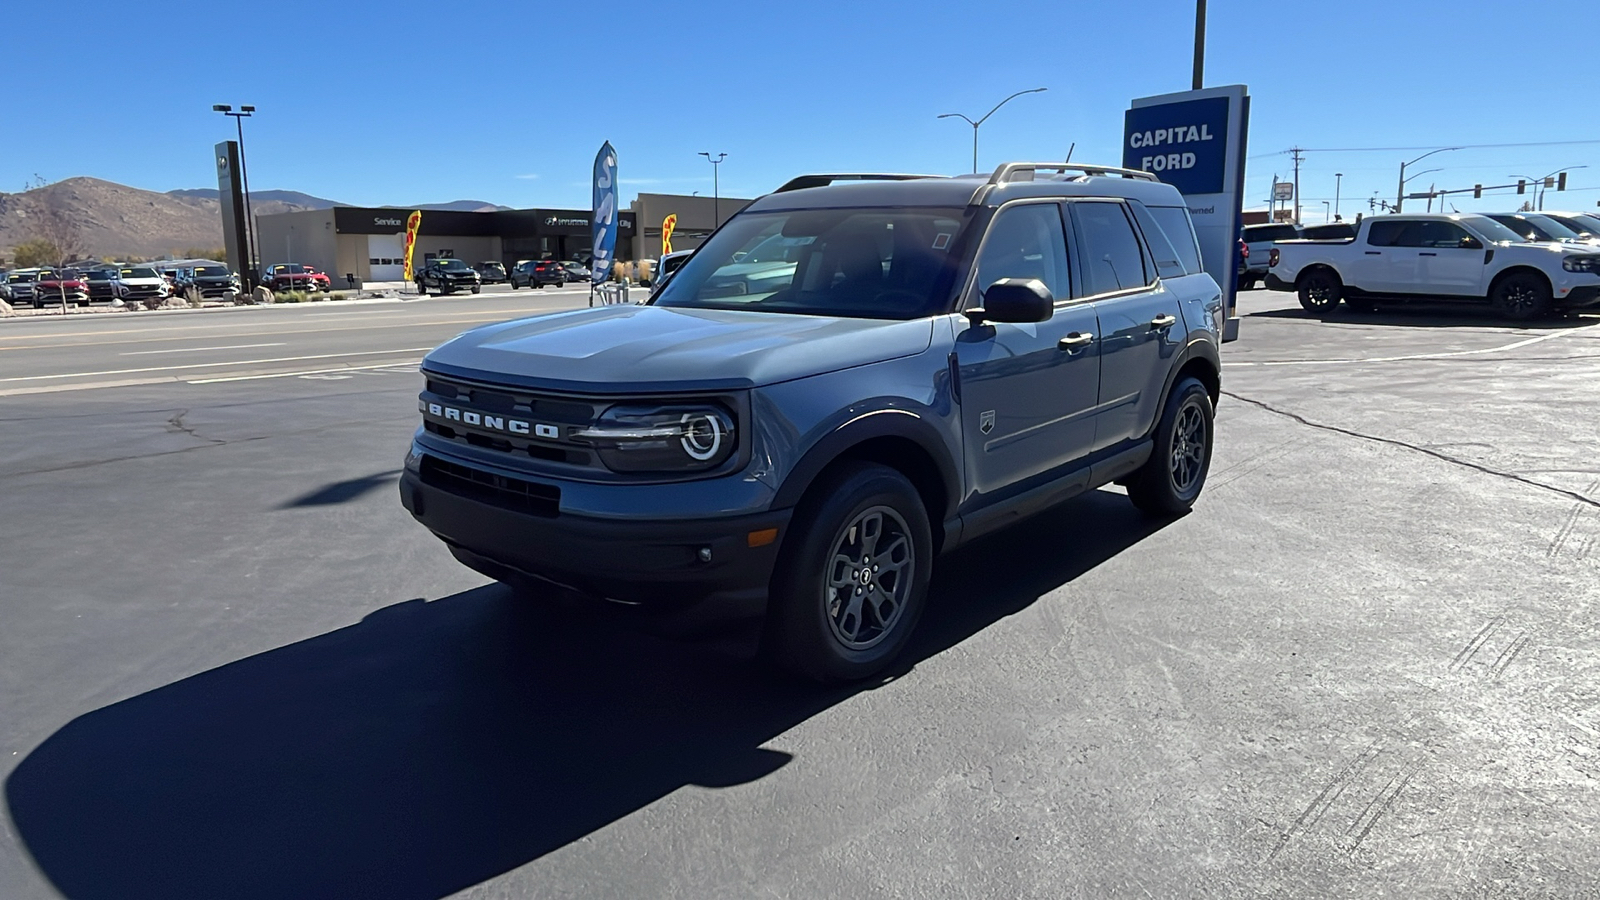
[411,258,594,295]
[0,263,240,308]
[1254,210,1600,321]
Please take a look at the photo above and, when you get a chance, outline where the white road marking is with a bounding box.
[0,348,434,383]
[119,342,287,356]
[1224,324,1596,367]
[187,359,423,383]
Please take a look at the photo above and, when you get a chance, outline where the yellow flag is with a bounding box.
[661,214,677,255]
[402,210,422,279]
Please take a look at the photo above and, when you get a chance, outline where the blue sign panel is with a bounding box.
[591,141,618,284]
[1122,96,1229,195]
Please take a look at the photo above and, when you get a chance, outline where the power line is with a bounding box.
[1252,138,1600,158]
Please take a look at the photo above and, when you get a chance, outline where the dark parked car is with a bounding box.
[401,162,1224,682]
[560,260,591,283]
[262,264,320,293]
[474,261,507,284]
[415,258,483,295]
[508,259,567,289]
[179,264,240,299]
[82,268,122,301]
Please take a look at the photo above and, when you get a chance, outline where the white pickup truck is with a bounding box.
[1266,213,1600,320]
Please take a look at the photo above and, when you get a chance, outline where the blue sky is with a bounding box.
[7,0,1598,220]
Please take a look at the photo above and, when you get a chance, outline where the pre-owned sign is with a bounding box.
[1122,96,1229,195]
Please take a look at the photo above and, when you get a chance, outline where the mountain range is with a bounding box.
[0,178,510,260]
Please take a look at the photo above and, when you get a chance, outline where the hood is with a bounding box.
[1500,241,1599,258]
[423,304,935,392]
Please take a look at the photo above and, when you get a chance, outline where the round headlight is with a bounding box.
[577,404,737,473]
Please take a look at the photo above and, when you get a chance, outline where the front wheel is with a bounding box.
[765,462,932,684]
[1492,272,1552,321]
[417,282,428,296]
[470,285,481,294]
[1297,269,1342,313]
[1127,377,1214,517]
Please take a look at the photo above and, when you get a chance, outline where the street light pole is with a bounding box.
[1193,0,1207,90]
[213,104,259,290]
[938,87,1048,174]
[1509,166,1587,211]
[1334,173,1343,220]
[698,152,726,229]
[1396,147,1459,212]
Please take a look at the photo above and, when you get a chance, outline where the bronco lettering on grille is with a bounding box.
[420,400,554,439]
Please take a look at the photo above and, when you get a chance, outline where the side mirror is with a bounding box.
[1461,236,1483,250]
[966,278,1053,324]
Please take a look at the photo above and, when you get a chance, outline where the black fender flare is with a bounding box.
[1147,337,1222,440]
[771,406,960,524]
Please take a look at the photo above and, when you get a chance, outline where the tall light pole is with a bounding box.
[1509,166,1587,210]
[1334,173,1343,220]
[1396,147,1459,212]
[213,104,259,288]
[698,151,726,229]
[1193,0,1207,90]
[938,87,1048,174]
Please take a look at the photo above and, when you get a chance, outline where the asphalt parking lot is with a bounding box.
[2,288,1598,899]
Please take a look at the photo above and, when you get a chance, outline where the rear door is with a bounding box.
[954,200,1101,503]
[1077,200,1189,450]
[1347,218,1408,291]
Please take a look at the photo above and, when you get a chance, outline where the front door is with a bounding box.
[954,201,1101,503]
[1405,220,1487,295]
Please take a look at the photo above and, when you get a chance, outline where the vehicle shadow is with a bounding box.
[280,470,403,508]
[6,489,1168,900]
[1248,303,1594,329]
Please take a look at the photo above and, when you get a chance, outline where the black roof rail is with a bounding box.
[773,173,943,194]
[987,162,1159,185]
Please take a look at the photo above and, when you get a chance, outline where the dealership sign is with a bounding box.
[1123,85,1249,340]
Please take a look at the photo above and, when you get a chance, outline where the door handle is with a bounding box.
[1364,251,1381,255]
[1058,332,1094,350]
[1418,252,1437,257]
[1149,314,1177,330]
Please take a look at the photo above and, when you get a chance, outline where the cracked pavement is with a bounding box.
[1,290,1598,899]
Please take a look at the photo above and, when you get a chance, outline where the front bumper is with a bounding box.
[399,460,790,626]
[1556,284,1600,309]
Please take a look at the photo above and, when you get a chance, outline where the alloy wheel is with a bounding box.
[824,506,914,651]
[1170,402,1208,494]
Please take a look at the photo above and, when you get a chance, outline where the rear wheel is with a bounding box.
[1492,271,1552,321]
[765,462,932,683]
[1297,268,1342,313]
[1127,377,1214,517]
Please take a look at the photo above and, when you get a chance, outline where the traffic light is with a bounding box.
[1473,184,1482,199]
[1558,172,1568,191]
[1517,180,1526,194]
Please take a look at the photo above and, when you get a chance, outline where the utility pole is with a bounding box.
[1334,173,1343,220]
[1291,148,1303,224]
[1192,0,1207,90]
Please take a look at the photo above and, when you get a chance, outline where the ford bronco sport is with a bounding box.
[401,163,1225,682]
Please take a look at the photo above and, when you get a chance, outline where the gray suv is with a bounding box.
[401,163,1224,682]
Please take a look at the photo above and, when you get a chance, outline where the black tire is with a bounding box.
[1491,271,1552,321]
[418,283,428,296]
[471,285,481,294]
[1126,377,1214,517]
[1237,274,1257,292]
[556,280,565,288]
[509,281,519,290]
[765,461,933,684]
[1297,268,1342,314]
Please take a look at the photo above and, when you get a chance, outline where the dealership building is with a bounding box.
[254,191,753,285]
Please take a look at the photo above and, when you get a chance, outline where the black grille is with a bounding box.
[420,375,600,467]
[419,455,560,517]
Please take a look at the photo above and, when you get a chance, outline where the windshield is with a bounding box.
[654,207,970,319]
[1459,216,1528,244]
[9,273,36,283]
[192,266,226,276]
[121,267,158,278]
[272,265,305,274]
[1547,214,1600,238]
[437,259,470,271]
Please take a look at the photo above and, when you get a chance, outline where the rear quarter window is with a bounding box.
[1140,204,1203,277]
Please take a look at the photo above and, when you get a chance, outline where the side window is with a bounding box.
[972,203,1070,301]
[1415,221,1473,248]
[1073,201,1151,295]
[1147,205,1204,275]
[1128,201,1187,278]
[1365,220,1406,246]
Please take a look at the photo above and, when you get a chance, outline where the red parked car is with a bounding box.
[31,268,91,308]
[262,263,321,293]
[303,265,332,291]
